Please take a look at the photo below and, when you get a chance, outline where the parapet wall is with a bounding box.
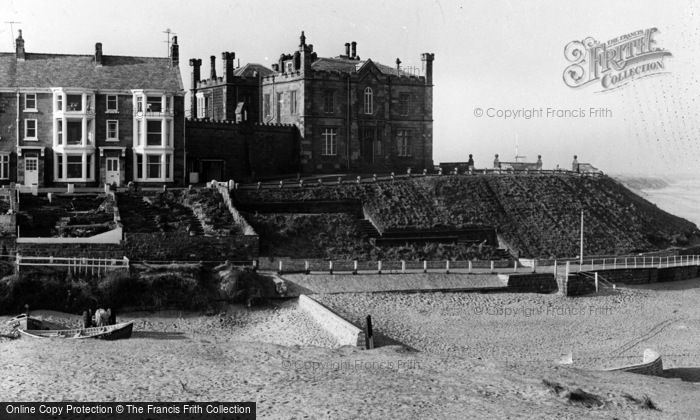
[298,294,365,348]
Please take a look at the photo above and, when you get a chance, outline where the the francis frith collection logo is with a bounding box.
[563,28,671,92]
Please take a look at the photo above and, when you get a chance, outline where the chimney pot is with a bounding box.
[344,43,350,57]
[351,41,357,59]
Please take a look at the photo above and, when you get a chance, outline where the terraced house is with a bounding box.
[0,31,185,187]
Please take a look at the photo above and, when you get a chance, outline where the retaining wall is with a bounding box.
[503,273,558,293]
[123,233,259,261]
[607,349,663,376]
[298,294,365,348]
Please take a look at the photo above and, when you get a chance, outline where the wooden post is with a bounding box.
[595,272,599,293]
[445,260,450,274]
[305,260,310,274]
[532,259,536,273]
[401,260,406,273]
[423,260,427,273]
[329,260,333,275]
[278,260,283,274]
[513,260,517,272]
[490,260,494,273]
[378,260,382,274]
[353,260,358,275]
[365,315,374,350]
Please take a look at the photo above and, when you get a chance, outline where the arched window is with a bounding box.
[364,87,373,114]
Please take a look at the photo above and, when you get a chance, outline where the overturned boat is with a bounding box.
[18,321,134,340]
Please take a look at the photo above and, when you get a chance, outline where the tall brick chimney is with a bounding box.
[95,42,103,66]
[299,30,306,47]
[189,58,202,116]
[421,53,434,85]
[344,43,350,57]
[222,52,235,81]
[170,36,179,66]
[351,41,357,59]
[15,30,25,61]
[210,55,217,79]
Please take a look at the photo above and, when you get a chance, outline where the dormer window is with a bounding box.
[363,87,373,114]
[285,61,294,74]
[24,93,37,111]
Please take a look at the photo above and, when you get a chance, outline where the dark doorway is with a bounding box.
[361,127,375,164]
[201,160,225,182]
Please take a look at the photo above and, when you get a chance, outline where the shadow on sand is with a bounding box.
[662,367,700,383]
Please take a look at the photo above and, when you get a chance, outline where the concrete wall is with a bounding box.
[298,294,365,348]
[607,349,663,376]
[504,273,558,293]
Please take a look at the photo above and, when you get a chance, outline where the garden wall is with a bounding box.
[234,200,363,216]
[123,233,259,261]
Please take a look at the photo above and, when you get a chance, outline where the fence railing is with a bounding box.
[224,167,603,191]
[254,254,700,275]
[15,255,130,275]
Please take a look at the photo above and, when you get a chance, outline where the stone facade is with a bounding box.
[188,32,434,176]
[0,31,185,187]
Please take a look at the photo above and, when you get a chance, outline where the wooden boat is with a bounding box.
[18,321,134,340]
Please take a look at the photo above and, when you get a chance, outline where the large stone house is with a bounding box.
[0,31,185,187]
[188,31,434,175]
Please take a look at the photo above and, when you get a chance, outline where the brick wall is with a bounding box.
[185,119,299,181]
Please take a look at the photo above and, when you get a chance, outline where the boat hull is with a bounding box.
[18,321,134,340]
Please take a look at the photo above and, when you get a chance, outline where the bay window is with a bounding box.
[147,120,162,146]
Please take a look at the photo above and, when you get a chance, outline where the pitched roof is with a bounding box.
[310,57,413,77]
[0,53,184,91]
[233,63,274,78]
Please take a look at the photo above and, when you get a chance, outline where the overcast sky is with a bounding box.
[2,0,698,175]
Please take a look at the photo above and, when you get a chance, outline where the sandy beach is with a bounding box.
[3,281,700,418]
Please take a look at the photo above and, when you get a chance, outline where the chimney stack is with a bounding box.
[299,30,306,47]
[222,51,235,81]
[421,53,435,85]
[210,55,217,79]
[15,30,25,61]
[170,36,179,66]
[344,43,350,57]
[351,41,357,59]
[95,43,103,66]
[189,58,202,116]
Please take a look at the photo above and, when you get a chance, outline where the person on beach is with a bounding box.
[536,155,543,170]
[82,310,90,329]
[493,154,501,169]
[572,155,579,172]
[467,154,475,171]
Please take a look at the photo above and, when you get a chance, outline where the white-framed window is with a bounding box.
[290,90,297,115]
[135,153,173,181]
[285,61,294,73]
[0,154,9,180]
[321,128,337,156]
[55,153,94,181]
[25,93,37,111]
[56,95,63,111]
[399,93,410,116]
[56,119,63,145]
[147,155,161,178]
[106,95,118,113]
[146,96,162,113]
[397,129,411,157]
[364,87,373,114]
[106,120,119,141]
[66,94,82,111]
[146,120,162,146]
[24,119,37,140]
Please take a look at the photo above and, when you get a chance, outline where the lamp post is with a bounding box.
[579,209,584,266]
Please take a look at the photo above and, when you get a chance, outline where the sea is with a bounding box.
[632,177,700,228]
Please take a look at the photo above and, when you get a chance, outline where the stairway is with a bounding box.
[357,219,381,238]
